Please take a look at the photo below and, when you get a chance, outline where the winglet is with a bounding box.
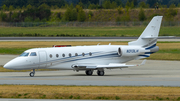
[137,59,146,66]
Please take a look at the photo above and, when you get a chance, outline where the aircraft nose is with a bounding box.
[4,62,13,69]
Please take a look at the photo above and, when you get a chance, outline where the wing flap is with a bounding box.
[96,64,134,68]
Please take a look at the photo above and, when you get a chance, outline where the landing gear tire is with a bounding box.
[29,69,35,77]
[97,70,104,76]
[85,70,93,76]
[29,72,35,77]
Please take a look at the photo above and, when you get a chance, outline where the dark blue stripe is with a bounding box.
[45,51,104,63]
[41,51,119,64]
[138,55,150,57]
[145,44,156,50]
[62,53,119,63]
[145,52,155,54]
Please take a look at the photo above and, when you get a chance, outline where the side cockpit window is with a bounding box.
[19,52,29,57]
[30,52,37,56]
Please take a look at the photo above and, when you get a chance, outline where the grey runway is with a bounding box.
[0,59,180,87]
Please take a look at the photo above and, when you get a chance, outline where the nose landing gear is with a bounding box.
[29,69,35,77]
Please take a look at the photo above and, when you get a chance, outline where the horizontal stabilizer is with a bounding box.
[142,36,158,39]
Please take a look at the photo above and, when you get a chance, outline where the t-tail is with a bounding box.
[128,16,163,58]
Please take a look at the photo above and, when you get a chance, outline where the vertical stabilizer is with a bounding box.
[128,16,163,47]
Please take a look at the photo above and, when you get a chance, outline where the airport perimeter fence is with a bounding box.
[0,21,180,27]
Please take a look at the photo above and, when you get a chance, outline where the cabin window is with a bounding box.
[89,52,92,56]
[19,52,29,57]
[49,54,52,58]
[75,53,78,56]
[56,54,59,58]
[82,53,85,56]
[69,53,71,57]
[30,52,37,56]
[62,54,65,57]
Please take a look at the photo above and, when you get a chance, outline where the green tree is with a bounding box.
[24,16,33,22]
[165,4,178,21]
[34,18,40,22]
[9,5,14,11]
[37,4,51,21]
[0,10,7,21]
[88,3,98,9]
[116,16,121,22]
[102,0,111,9]
[117,6,123,14]
[71,9,78,21]
[139,8,146,21]
[88,11,93,21]
[70,3,74,9]
[78,2,84,9]
[64,7,77,21]
[125,1,131,8]
[111,1,117,9]
[88,10,93,17]
[139,2,147,8]
[54,5,59,9]
[22,6,26,10]
[76,5,82,12]
[147,0,157,8]
[16,6,21,10]
[2,4,7,11]
[11,12,18,22]
[26,4,32,9]
[2,0,66,8]
[130,1,134,8]
[64,7,71,21]
[38,3,50,9]
[77,7,86,22]
[22,5,51,22]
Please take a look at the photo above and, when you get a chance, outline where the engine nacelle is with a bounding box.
[118,47,146,57]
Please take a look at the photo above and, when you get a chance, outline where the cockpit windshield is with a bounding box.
[30,52,37,56]
[19,52,29,57]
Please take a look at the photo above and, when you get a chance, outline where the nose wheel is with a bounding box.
[29,69,35,77]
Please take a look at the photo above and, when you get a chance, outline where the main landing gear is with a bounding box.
[85,70,105,76]
[97,70,104,76]
[29,69,35,77]
[85,70,93,75]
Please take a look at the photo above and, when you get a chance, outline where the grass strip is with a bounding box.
[0,26,180,37]
[0,48,29,55]
[0,85,180,100]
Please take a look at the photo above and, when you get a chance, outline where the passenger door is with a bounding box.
[39,51,47,68]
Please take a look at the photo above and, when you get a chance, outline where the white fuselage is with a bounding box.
[4,45,146,70]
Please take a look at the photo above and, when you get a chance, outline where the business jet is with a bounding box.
[4,16,163,77]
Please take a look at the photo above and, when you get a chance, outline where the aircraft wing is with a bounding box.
[72,60,146,70]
